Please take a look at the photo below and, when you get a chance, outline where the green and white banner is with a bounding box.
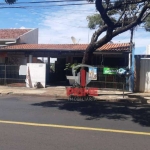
[103,67,118,75]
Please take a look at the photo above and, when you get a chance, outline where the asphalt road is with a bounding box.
[0,95,150,150]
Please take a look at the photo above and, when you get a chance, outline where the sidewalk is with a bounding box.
[0,86,149,103]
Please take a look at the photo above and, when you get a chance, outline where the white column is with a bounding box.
[128,53,131,69]
[29,55,32,63]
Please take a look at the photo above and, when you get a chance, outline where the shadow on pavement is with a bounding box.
[128,94,150,104]
[31,100,150,127]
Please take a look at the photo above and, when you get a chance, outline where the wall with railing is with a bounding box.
[0,65,26,86]
[88,66,126,90]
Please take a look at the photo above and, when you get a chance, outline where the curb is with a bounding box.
[11,93,68,99]
[0,92,148,104]
[0,92,66,98]
[128,95,149,104]
[1,92,143,103]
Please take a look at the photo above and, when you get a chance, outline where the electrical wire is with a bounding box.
[17,0,88,4]
[0,0,88,5]
[0,0,94,6]
[0,0,137,5]
[0,0,145,6]
[0,0,145,9]
[0,3,94,9]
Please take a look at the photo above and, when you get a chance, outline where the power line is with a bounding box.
[0,0,91,5]
[1,0,144,9]
[0,0,145,6]
[0,0,136,5]
[0,3,94,9]
[16,0,88,4]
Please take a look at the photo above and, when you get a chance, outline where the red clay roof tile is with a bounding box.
[0,29,32,39]
[0,43,130,52]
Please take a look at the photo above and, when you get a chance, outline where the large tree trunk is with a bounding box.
[82,37,111,65]
[82,43,95,65]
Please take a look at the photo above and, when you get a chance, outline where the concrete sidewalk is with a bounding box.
[0,85,128,97]
[0,86,149,103]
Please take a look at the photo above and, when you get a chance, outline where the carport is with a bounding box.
[0,43,131,89]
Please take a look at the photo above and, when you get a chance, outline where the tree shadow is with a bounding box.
[31,99,150,127]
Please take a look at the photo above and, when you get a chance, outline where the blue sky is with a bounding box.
[0,0,150,54]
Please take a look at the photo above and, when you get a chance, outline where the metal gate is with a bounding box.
[88,66,126,90]
[0,65,26,86]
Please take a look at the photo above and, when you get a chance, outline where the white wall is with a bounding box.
[19,28,38,44]
[26,63,46,88]
[146,45,150,55]
[140,58,150,92]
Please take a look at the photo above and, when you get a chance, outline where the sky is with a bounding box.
[0,0,150,56]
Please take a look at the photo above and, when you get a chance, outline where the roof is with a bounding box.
[0,43,130,52]
[0,29,32,39]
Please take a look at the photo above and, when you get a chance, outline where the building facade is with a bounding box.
[0,43,131,90]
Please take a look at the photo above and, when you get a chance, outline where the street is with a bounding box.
[0,95,150,150]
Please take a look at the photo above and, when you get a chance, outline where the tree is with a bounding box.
[82,0,150,64]
[5,0,17,4]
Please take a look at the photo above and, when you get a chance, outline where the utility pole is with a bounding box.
[129,28,135,92]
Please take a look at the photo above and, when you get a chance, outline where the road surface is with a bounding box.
[0,95,150,150]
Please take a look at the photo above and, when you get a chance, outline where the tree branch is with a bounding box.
[94,3,149,50]
[141,11,150,21]
[106,0,147,11]
[113,4,149,37]
[116,9,126,25]
[91,25,108,42]
[95,0,114,26]
[5,0,16,4]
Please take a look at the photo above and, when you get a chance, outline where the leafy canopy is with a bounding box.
[81,0,150,64]
[87,0,150,31]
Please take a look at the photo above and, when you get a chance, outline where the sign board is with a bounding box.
[89,67,97,80]
[25,63,46,88]
[103,67,118,75]
[117,68,126,75]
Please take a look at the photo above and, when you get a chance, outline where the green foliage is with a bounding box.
[114,0,122,6]
[64,63,79,71]
[144,15,150,31]
[87,13,117,29]
[50,63,55,72]
[87,14,104,29]
[87,0,150,31]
